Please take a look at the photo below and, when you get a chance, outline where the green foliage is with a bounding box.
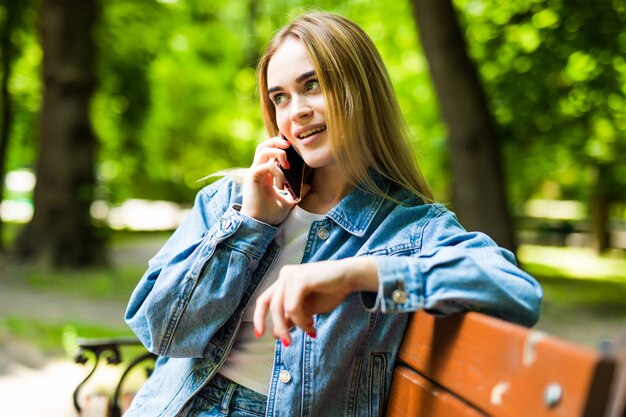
[3,0,625,213]
[2,0,39,172]
[456,0,626,207]
[0,0,448,206]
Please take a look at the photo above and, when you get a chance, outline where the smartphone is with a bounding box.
[280,136,310,202]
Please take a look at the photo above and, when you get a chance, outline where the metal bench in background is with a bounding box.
[73,337,156,417]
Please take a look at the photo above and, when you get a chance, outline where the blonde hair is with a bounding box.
[257,12,433,202]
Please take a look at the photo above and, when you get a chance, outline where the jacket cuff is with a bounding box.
[363,256,426,313]
[215,204,278,259]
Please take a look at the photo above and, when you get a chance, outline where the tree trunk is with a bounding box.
[589,164,611,254]
[14,0,106,266]
[246,0,260,67]
[410,0,516,251]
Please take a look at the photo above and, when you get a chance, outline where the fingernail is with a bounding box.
[307,331,317,339]
[284,159,290,169]
[254,329,261,338]
[281,338,290,347]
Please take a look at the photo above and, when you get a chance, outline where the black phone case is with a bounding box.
[281,144,307,201]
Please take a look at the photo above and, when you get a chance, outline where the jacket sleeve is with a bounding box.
[368,207,542,327]
[124,178,278,357]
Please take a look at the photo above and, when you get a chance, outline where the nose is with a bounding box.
[290,95,313,121]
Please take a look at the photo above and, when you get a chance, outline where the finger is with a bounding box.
[253,146,288,167]
[247,160,282,183]
[269,161,286,189]
[268,279,291,346]
[282,271,316,334]
[247,162,294,207]
[253,287,272,338]
[245,163,277,193]
[254,136,290,156]
[257,136,290,150]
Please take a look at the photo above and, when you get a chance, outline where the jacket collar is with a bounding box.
[326,170,390,237]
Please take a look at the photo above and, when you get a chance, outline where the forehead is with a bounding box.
[266,38,315,87]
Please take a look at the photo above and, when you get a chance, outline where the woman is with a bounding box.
[124,12,542,417]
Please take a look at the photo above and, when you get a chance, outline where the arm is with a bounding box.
[125,136,305,357]
[253,208,542,343]
[371,210,542,327]
[125,179,278,357]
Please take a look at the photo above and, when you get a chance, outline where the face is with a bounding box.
[266,38,333,169]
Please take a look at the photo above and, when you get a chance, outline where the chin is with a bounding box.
[303,156,335,169]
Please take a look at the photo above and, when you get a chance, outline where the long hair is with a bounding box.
[257,12,433,202]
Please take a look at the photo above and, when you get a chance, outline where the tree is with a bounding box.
[410,0,516,250]
[14,0,105,266]
[0,0,31,250]
[458,0,626,253]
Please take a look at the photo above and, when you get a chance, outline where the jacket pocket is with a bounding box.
[368,352,389,417]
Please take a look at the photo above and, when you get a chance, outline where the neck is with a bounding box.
[299,164,353,214]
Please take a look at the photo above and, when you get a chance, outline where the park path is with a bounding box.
[0,286,128,417]
[0,241,162,417]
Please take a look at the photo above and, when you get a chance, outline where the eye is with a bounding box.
[304,79,320,92]
[271,93,288,106]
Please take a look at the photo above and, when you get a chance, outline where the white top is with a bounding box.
[218,205,326,394]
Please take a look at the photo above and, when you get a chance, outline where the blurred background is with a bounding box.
[0,0,625,415]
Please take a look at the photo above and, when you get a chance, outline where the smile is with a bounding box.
[298,126,326,139]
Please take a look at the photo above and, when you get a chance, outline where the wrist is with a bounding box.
[345,257,379,293]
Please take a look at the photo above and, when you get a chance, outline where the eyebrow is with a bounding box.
[268,70,317,94]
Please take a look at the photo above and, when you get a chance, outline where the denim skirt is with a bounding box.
[185,373,268,417]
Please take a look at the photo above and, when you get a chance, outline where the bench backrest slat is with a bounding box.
[387,365,488,417]
[393,311,615,417]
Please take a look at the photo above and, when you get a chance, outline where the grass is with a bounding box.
[518,245,626,346]
[519,245,626,283]
[0,228,169,356]
[20,264,147,303]
[0,317,134,357]
[519,245,626,316]
[2,228,169,303]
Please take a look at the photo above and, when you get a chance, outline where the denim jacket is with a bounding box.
[124,176,542,417]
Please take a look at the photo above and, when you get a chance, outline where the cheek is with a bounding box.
[313,96,326,113]
[275,110,290,133]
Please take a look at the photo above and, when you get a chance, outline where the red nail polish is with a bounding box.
[254,329,261,338]
[281,338,290,347]
[307,331,317,339]
[284,159,290,169]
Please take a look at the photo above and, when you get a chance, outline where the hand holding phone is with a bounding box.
[241,135,304,226]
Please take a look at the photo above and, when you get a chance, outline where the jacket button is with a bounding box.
[279,370,291,383]
[221,218,231,229]
[316,228,329,240]
[392,289,408,304]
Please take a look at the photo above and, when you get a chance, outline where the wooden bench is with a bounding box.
[73,311,626,417]
[387,311,624,417]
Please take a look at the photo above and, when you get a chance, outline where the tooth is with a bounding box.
[299,127,323,138]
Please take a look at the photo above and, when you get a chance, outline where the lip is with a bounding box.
[293,123,327,141]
